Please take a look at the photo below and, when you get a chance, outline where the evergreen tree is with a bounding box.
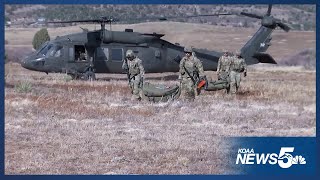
[32,28,50,50]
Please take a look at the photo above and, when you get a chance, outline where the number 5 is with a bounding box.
[278,147,294,168]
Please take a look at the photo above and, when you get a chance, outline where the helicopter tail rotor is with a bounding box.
[240,4,291,32]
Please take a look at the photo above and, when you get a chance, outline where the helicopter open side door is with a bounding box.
[66,44,91,74]
[94,46,109,73]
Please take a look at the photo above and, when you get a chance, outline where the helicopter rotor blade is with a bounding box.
[45,12,234,26]
[266,4,272,16]
[47,20,101,24]
[157,13,234,21]
[240,12,263,19]
[46,16,118,24]
[275,20,291,32]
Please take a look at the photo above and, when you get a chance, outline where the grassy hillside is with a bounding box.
[5,4,316,31]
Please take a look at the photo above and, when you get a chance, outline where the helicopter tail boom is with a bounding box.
[253,52,277,64]
[239,5,290,65]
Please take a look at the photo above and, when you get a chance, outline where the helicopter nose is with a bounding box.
[21,58,26,65]
[21,59,28,68]
[21,57,36,71]
[21,58,30,69]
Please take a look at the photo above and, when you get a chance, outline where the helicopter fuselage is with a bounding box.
[21,29,221,76]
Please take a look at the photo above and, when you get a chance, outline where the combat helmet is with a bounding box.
[184,46,193,53]
[126,49,135,58]
[223,49,229,56]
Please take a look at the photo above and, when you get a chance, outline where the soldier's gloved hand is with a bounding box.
[244,72,247,77]
[200,75,207,81]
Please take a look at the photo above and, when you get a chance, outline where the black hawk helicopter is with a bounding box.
[21,5,290,80]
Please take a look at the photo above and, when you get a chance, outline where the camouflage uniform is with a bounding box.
[179,46,205,100]
[79,52,87,61]
[230,51,247,94]
[122,50,145,100]
[217,51,232,81]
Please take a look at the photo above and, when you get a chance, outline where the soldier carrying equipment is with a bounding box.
[122,49,145,100]
[230,50,247,94]
[217,49,232,93]
[179,46,205,100]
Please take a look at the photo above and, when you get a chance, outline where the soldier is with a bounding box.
[217,49,232,81]
[230,50,247,94]
[179,46,205,100]
[79,52,87,61]
[217,49,233,93]
[122,49,145,101]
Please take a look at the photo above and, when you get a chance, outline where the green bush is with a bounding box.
[63,75,73,82]
[15,81,32,93]
[32,28,50,50]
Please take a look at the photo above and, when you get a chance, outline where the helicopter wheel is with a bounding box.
[83,70,96,81]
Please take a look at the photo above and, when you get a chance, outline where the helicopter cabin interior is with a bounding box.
[74,45,87,61]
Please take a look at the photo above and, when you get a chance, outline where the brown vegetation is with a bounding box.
[4,62,315,174]
[4,18,316,175]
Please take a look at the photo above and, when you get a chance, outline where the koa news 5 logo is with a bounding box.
[236,147,306,168]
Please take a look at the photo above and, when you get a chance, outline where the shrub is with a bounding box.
[32,28,50,50]
[15,81,32,93]
[63,75,73,82]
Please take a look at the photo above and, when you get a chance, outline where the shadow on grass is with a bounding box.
[98,74,179,81]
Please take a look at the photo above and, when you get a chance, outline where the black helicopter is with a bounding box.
[21,5,290,80]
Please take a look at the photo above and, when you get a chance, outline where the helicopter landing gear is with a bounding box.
[83,69,96,81]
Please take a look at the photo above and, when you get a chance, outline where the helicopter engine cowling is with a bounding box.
[102,31,113,43]
[102,30,158,44]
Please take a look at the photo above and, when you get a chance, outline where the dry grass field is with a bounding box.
[4,22,316,174]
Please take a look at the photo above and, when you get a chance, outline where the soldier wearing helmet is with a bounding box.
[122,49,145,100]
[179,46,205,100]
[217,49,232,82]
[230,50,247,94]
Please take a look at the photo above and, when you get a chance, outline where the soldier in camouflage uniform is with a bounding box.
[122,49,145,100]
[217,50,232,93]
[230,50,247,94]
[179,46,205,100]
[217,49,232,81]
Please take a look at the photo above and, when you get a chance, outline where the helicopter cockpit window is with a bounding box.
[111,48,123,62]
[37,41,48,53]
[75,45,87,61]
[54,46,63,57]
[46,45,63,58]
[46,45,62,57]
[37,43,53,56]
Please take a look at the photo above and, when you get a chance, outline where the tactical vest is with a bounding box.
[231,57,245,72]
[219,56,231,72]
[128,58,141,76]
[181,56,201,79]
